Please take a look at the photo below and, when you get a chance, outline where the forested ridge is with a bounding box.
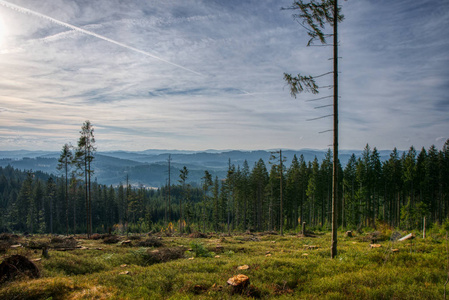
[0,140,448,235]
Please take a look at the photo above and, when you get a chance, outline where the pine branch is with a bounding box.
[284,73,319,97]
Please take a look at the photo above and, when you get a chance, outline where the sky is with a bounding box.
[0,0,448,152]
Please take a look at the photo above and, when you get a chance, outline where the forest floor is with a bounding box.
[0,228,446,299]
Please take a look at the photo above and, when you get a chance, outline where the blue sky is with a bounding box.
[0,0,447,151]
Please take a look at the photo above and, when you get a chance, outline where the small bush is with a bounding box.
[137,237,164,248]
[189,242,213,258]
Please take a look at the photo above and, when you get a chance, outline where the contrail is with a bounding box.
[0,0,203,76]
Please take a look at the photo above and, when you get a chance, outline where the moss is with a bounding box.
[0,233,444,299]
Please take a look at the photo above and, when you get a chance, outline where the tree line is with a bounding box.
[0,135,448,235]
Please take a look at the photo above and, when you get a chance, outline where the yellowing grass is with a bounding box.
[0,232,446,299]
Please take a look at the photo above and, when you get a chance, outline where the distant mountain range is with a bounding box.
[0,149,397,187]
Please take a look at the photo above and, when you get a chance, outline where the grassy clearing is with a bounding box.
[0,230,446,299]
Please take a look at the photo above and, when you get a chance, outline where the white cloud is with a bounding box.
[0,0,448,152]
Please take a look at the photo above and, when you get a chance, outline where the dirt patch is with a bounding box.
[0,255,40,284]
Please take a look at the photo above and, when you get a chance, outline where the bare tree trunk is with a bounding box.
[280,149,283,236]
[65,166,69,236]
[331,0,339,259]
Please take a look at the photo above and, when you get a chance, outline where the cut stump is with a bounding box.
[227,274,250,294]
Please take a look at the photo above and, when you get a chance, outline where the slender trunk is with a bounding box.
[88,160,92,236]
[244,191,247,231]
[50,191,53,235]
[179,184,183,234]
[168,155,171,223]
[65,162,69,236]
[280,149,283,235]
[84,156,89,237]
[331,0,339,259]
[342,184,345,229]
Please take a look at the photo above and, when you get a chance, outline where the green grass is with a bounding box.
[0,231,447,299]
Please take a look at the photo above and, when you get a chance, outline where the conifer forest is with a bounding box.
[1,139,448,235]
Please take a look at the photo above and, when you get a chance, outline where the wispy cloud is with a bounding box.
[0,0,447,151]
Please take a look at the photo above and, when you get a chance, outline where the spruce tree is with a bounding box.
[76,120,96,236]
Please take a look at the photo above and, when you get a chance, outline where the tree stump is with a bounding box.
[345,231,353,238]
[227,274,250,294]
[42,246,49,258]
[237,265,250,270]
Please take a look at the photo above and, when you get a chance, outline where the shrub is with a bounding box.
[189,242,213,258]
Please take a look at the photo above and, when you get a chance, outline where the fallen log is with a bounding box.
[398,233,414,242]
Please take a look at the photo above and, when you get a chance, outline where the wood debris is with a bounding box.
[398,233,414,242]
